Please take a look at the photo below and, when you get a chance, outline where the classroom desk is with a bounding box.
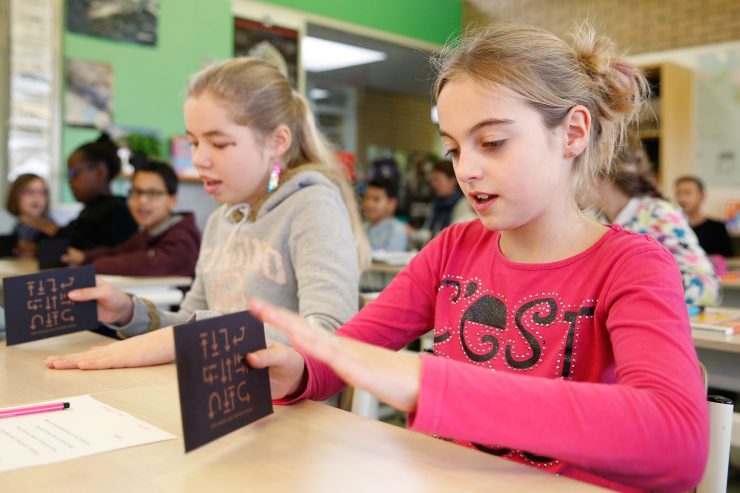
[727,257,740,270]
[0,332,607,493]
[720,277,740,308]
[0,258,192,308]
[691,325,740,449]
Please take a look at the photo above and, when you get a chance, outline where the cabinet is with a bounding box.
[637,62,694,199]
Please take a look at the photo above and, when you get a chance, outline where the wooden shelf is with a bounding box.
[635,62,694,197]
[638,128,661,140]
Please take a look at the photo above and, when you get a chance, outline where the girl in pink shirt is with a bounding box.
[246,23,709,493]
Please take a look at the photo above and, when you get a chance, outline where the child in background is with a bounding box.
[361,178,409,292]
[23,133,138,249]
[675,175,734,275]
[5,173,54,256]
[591,141,719,306]
[362,178,408,252]
[62,160,201,278]
[427,159,476,235]
[44,57,368,364]
[244,24,708,492]
[410,160,476,247]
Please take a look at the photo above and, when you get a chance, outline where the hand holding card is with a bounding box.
[173,310,273,452]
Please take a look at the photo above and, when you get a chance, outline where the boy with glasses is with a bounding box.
[63,161,201,278]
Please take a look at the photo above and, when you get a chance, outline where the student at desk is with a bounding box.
[588,139,719,307]
[44,57,368,350]
[675,175,735,276]
[5,173,54,256]
[62,160,201,278]
[243,24,708,492]
[21,133,138,250]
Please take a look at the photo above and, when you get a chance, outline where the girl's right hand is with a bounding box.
[247,340,307,400]
[44,326,176,370]
[68,277,135,326]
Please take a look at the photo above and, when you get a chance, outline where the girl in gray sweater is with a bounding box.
[45,58,369,370]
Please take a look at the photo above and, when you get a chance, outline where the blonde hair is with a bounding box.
[187,58,370,269]
[433,23,649,203]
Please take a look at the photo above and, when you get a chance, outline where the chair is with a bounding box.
[696,362,734,493]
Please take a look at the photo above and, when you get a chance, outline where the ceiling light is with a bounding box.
[302,36,387,72]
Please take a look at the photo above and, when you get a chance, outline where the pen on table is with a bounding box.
[0,401,71,419]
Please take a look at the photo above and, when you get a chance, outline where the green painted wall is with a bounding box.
[61,0,461,200]
[259,0,461,45]
[62,0,232,200]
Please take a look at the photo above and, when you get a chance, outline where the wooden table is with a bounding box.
[0,332,607,493]
[720,277,740,308]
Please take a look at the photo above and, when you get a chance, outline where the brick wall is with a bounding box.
[464,0,740,54]
[356,88,437,169]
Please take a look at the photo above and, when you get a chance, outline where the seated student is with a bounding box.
[362,178,408,252]
[62,160,201,278]
[410,160,476,247]
[428,159,476,234]
[590,140,719,306]
[5,173,54,256]
[23,133,138,249]
[675,175,734,275]
[243,24,708,492]
[44,57,368,362]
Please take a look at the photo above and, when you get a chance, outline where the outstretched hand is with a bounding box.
[44,326,175,370]
[247,299,422,412]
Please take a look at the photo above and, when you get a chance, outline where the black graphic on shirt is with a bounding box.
[460,295,507,362]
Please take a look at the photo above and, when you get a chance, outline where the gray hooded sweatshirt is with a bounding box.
[117,169,360,344]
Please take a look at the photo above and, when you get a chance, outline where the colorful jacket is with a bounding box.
[614,196,719,306]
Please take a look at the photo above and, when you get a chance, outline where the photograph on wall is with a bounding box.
[65,58,114,129]
[66,0,159,46]
[234,18,299,88]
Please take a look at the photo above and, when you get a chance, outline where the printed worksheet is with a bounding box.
[0,395,175,472]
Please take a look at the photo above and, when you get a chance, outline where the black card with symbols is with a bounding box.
[173,310,273,452]
[3,265,97,345]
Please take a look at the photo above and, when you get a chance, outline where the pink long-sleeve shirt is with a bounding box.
[292,222,708,492]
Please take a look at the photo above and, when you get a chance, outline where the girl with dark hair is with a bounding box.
[24,133,138,249]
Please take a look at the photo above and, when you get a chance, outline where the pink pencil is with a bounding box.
[0,401,70,419]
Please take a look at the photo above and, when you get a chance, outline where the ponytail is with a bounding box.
[188,58,370,269]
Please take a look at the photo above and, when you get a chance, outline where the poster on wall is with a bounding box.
[65,59,114,129]
[234,18,299,88]
[66,0,159,46]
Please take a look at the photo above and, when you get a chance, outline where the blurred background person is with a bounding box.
[588,140,718,307]
[62,160,200,278]
[675,175,734,275]
[362,177,408,252]
[5,173,54,257]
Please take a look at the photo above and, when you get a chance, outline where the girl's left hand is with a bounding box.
[248,299,422,413]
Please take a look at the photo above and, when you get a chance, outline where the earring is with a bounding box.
[267,160,281,193]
